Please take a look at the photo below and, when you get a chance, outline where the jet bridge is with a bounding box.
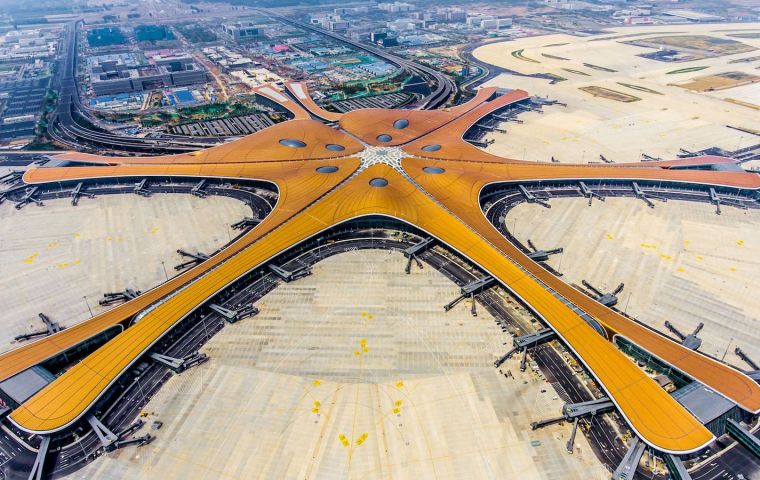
[14,313,64,342]
[70,182,94,206]
[268,263,311,282]
[632,182,666,208]
[208,303,259,323]
[526,239,563,262]
[133,179,150,196]
[664,321,703,350]
[150,352,209,373]
[581,280,623,308]
[495,328,556,371]
[518,185,550,208]
[403,237,434,274]
[15,186,42,210]
[175,249,210,271]
[578,181,605,205]
[612,437,646,480]
[444,275,495,316]
[231,217,261,230]
[191,179,208,198]
[99,289,140,306]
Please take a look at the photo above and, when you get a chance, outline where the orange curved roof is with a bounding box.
[251,83,311,120]
[53,120,362,165]
[3,159,359,384]
[403,157,760,413]
[3,89,760,456]
[284,81,343,122]
[339,87,500,147]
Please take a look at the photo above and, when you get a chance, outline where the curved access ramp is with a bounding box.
[283,81,343,123]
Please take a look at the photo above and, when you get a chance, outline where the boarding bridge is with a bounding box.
[664,454,692,480]
[175,249,210,271]
[581,280,623,308]
[0,170,22,184]
[726,418,760,459]
[444,276,495,316]
[612,437,645,480]
[709,187,748,215]
[231,217,261,230]
[114,433,154,449]
[150,352,209,373]
[70,182,94,206]
[100,289,140,306]
[495,328,556,371]
[133,179,150,196]
[209,303,259,323]
[526,239,563,262]
[578,181,605,206]
[403,237,434,274]
[562,397,614,418]
[14,313,64,342]
[664,321,703,350]
[518,185,550,208]
[532,397,614,452]
[15,186,42,210]
[735,347,759,371]
[87,413,118,448]
[632,182,666,208]
[27,435,50,480]
[268,263,311,282]
[191,179,208,197]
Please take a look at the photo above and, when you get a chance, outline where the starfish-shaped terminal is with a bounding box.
[2,82,759,462]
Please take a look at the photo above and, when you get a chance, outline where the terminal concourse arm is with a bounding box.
[402,156,760,415]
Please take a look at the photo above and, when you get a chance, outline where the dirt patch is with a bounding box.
[677,71,760,92]
[579,86,641,102]
[629,35,756,62]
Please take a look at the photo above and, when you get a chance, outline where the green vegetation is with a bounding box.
[175,23,218,43]
[541,53,569,61]
[87,27,125,47]
[561,68,590,76]
[583,63,617,73]
[666,66,708,75]
[135,25,175,42]
[511,49,540,63]
[335,70,409,100]
[616,82,662,95]
[727,33,760,39]
[140,101,263,127]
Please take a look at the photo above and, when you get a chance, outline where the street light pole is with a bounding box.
[83,295,93,318]
[161,261,168,281]
[721,337,733,362]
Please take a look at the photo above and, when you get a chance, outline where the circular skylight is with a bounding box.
[325,144,345,151]
[316,166,339,173]
[369,178,389,187]
[422,144,442,152]
[393,119,409,129]
[423,166,445,174]
[279,139,307,148]
[376,134,392,143]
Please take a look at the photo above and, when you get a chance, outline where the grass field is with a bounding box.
[616,82,663,95]
[511,49,540,63]
[667,66,709,75]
